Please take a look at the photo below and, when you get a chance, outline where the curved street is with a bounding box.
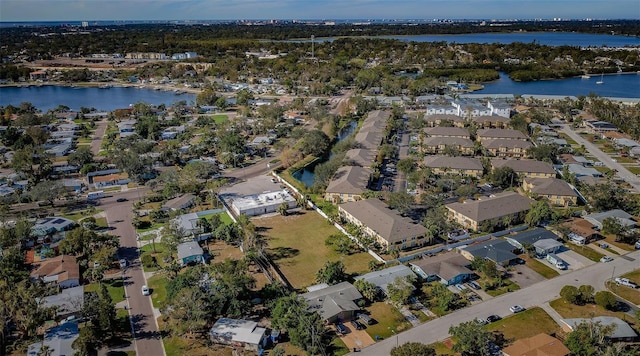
[355,250,640,355]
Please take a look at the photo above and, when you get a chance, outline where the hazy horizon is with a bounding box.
[1,0,638,22]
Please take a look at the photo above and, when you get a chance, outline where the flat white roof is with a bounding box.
[210,318,265,345]
[232,190,295,210]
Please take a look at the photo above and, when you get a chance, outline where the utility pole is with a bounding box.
[311,35,315,59]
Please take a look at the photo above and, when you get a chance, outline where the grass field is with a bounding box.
[565,242,604,262]
[211,114,228,124]
[147,274,168,308]
[549,297,639,329]
[255,210,373,290]
[485,307,560,341]
[84,278,126,304]
[198,211,233,225]
[522,255,560,279]
[607,270,640,305]
[364,302,412,340]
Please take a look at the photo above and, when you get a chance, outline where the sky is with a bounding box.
[1,0,639,22]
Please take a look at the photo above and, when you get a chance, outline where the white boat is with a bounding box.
[596,73,604,85]
[581,74,591,79]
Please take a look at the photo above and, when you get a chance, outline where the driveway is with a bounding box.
[508,264,547,288]
[337,325,375,352]
[556,249,595,272]
[90,120,108,155]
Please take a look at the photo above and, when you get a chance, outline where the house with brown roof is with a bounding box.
[476,128,528,142]
[344,148,377,168]
[423,127,470,139]
[522,178,578,207]
[561,218,602,244]
[325,166,371,203]
[422,137,475,155]
[491,159,556,179]
[502,333,570,356]
[409,252,475,286]
[422,156,484,178]
[482,138,532,158]
[423,114,465,128]
[471,115,511,129]
[30,255,80,289]
[446,191,534,231]
[338,199,427,251]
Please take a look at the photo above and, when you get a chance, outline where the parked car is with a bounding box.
[467,281,481,290]
[350,320,364,330]
[141,285,150,296]
[476,317,488,325]
[615,277,638,288]
[486,315,501,323]
[600,256,613,263]
[357,313,374,325]
[116,197,128,202]
[119,259,127,268]
[510,305,525,313]
[455,284,467,291]
[335,323,347,334]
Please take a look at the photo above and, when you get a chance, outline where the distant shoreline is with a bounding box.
[0,81,202,94]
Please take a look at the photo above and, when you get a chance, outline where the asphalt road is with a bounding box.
[91,120,108,156]
[102,188,165,356]
[559,125,640,192]
[355,250,640,355]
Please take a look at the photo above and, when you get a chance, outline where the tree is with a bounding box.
[449,320,497,356]
[301,130,331,157]
[316,260,347,285]
[277,202,289,216]
[390,342,436,356]
[489,166,518,188]
[98,283,116,338]
[386,275,416,305]
[560,285,581,305]
[397,158,417,175]
[271,295,331,355]
[67,146,94,167]
[386,191,415,215]
[525,200,554,227]
[565,320,614,356]
[325,234,356,255]
[579,284,595,304]
[594,290,617,310]
[72,324,99,356]
[353,279,379,302]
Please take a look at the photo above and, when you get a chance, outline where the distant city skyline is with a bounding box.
[1,0,638,22]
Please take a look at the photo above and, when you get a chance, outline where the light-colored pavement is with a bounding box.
[103,189,166,356]
[559,125,640,192]
[509,264,547,288]
[354,249,640,355]
[90,120,108,155]
[557,249,595,271]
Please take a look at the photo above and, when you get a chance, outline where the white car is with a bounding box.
[510,305,525,313]
[142,285,150,296]
[600,256,613,263]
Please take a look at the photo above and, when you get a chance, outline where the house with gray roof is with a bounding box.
[339,199,427,250]
[344,148,377,168]
[477,128,528,141]
[177,241,204,266]
[325,166,371,203]
[565,163,603,178]
[487,101,512,118]
[482,138,532,158]
[27,321,79,356]
[162,193,196,212]
[522,177,579,207]
[446,191,534,232]
[459,239,519,266]
[505,228,563,256]
[561,316,637,341]
[354,265,416,295]
[422,156,484,178]
[582,209,636,230]
[423,126,470,139]
[472,114,511,128]
[43,285,84,320]
[491,158,557,179]
[410,251,475,285]
[301,282,363,323]
[209,318,267,352]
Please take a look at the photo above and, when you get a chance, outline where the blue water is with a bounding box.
[0,85,196,111]
[478,72,640,98]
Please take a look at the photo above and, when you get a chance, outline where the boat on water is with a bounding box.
[581,74,591,79]
[596,73,604,85]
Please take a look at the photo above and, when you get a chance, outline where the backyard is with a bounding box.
[254,210,374,290]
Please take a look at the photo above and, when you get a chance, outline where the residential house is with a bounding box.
[522,178,578,207]
[452,100,492,117]
[162,193,196,212]
[231,190,297,217]
[502,333,570,356]
[301,282,363,323]
[582,209,636,230]
[177,241,204,266]
[354,265,416,295]
[209,318,267,352]
[423,127,470,139]
[487,101,512,118]
[458,239,519,266]
[425,105,459,116]
[338,199,427,251]
[30,255,80,289]
[491,159,557,179]
[27,321,79,356]
[32,217,76,242]
[410,252,475,285]
[505,228,563,256]
[561,317,637,342]
[562,218,602,243]
[29,70,48,81]
[423,114,465,128]
[422,156,484,178]
[471,115,511,128]
[344,148,377,168]
[584,120,618,133]
[565,163,603,178]
[482,138,532,158]
[325,166,371,203]
[446,191,534,231]
[422,137,475,155]
[43,285,84,320]
[476,128,528,142]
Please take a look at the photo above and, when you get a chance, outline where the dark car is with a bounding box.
[335,323,347,334]
[116,198,128,202]
[350,320,364,330]
[486,315,501,323]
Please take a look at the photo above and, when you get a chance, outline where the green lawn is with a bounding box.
[140,242,171,272]
[136,222,164,234]
[364,302,412,340]
[565,242,604,262]
[198,211,233,225]
[147,274,168,308]
[549,297,639,330]
[84,278,126,304]
[485,307,560,341]
[77,137,92,144]
[211,114,228,124]
[484,279,520,297]
[607,270,640,305]
[256,210,373,290]
[522,256,559,279]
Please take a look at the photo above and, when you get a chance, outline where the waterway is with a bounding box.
[0,85,196,112]
[293,121,358,187]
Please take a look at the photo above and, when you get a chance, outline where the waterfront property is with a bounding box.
[446,191,534,231]
[324,166,372,203]
[338,198,428,251]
